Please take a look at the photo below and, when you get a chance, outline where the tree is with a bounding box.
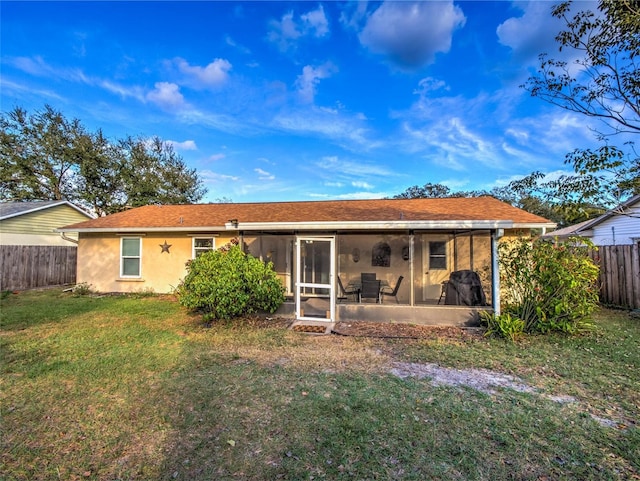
[0,105,207,215]
[393,183,453,199]
[523,0,640,207]
[391,178,593,227]
[0,106,82,202]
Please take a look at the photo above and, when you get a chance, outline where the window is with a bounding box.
[429,241,447,270]
[121,237,141,277]
[193,237,215,258]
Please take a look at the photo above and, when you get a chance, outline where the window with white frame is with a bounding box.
[193,237,215,258]
[121,237,141,277]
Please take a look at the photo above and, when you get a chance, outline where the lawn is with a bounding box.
[1,289,638,480]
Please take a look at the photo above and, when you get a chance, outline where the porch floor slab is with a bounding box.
[274,301,492,327]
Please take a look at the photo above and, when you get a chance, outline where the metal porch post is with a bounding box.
[491,229,503,315]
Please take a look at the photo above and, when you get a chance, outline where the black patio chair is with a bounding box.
[381,275,404,304]
[337,276,359,302]
[361,272,376,283]
[360,279,381,303]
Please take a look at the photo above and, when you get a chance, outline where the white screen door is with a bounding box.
[296,237,335,322]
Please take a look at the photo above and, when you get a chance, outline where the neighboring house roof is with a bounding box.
[543,219,593,239]
[59,197,555,233]
[0,200,93,221]
[575,194,640,233]
[544,194,640,239]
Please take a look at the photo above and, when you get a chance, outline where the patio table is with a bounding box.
[346,279,390,302]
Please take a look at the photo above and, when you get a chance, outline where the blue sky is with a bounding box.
[1,1,602,203]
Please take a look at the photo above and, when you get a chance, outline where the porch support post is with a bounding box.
[409,233,415,306]
[491,229,503,315]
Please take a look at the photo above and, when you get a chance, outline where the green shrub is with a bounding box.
[480,311,525,341]
[175,239,285,321]
[72,282,94,296]
[499,237,599,334]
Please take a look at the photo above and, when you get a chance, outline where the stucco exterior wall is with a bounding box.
[77,232,237,293]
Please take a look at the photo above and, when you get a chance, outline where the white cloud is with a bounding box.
[255,168,275,180]
[333,191,388,200]
[352,181,373,189]
[166,139,197,151]
[8,55,89,83]
[268,12,300,51]
[497,2,562,63]
[267,5,330,52]
[271,107,375,149]
[301,5,329,37]
[359,1,466,69]
[414,77,449,96]
[315,155,396,179]
[209,153,226,161]
[497,1,599,66]
[295,62,337,103]
[225,35,251,54]
[339,2,369,30]
[173,57,232,88]
[146,82,186,110]
[505,110,597,160]
[505,128,530,144]
[402,117,504,171]
[0,79,64,101]
[100,80,146,101]
[199,170,240,183]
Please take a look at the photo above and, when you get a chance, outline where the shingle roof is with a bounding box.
[543,219,593,238]
[59,197,554,232]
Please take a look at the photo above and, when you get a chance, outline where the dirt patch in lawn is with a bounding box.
[390,362,537,395]
[333,321,484,340]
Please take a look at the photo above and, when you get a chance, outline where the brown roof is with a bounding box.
[59,197,554,231]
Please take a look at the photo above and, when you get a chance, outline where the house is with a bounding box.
[1,201,94,291]
[544,194,640,246]
[0,200,93,246]
[58,197,555,326]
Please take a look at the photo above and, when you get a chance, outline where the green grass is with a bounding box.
[1,289,639,480]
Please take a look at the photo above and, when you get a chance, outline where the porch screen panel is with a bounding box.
[301,240,330,296]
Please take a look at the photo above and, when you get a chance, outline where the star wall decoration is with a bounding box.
[160,241,172,254]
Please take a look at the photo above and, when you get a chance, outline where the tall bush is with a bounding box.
[498,237,599,334]
[176,240,285,321]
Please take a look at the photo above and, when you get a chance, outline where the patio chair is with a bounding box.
[381,275,403,304]
[360,279,381,303]
[361,272,376,282]
[337,276,359,302]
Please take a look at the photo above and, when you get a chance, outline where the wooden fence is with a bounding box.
[590,244,640,309]
[0,245,77,291]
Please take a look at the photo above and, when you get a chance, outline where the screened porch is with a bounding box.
[242,230,495,325]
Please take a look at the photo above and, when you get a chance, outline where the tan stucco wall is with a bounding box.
[77,232,236,293]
